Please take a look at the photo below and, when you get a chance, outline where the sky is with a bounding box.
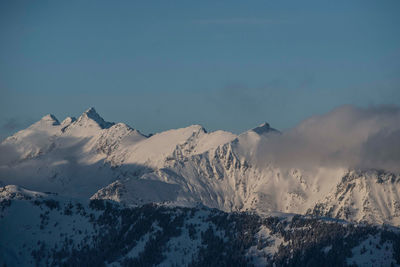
[1,0,399,138]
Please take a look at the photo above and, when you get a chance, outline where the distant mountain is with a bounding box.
[0,107,399,229]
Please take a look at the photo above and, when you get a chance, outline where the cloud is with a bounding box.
[0,117,35,141]
[257,105,400,172]
[0,118,22,141]
[1,118,22,131]
[0,143,19,165]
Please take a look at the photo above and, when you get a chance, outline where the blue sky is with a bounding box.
[1,0,399,137]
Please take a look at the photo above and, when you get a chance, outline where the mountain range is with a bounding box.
[1,107,400,266]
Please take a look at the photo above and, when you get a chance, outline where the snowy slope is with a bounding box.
[308,169,400,225]
[1,108,400,227]
[0,108,146,197]
[1,186,400,267]
[116,125,236,168]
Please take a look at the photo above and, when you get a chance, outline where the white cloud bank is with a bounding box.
[257,105,400,173]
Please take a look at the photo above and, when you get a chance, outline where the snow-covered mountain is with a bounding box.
[1,107,399,228]
[308,169,400,225]
[1,185,399,267]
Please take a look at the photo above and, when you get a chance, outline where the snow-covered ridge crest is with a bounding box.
[1,105,399,227]
[0,184,48,200]
[118,124,237,168]
[61,107,115,136]
[60,116,76,131]
[0,108,238,200]
[75,107,114,129]
[38,114,60,126]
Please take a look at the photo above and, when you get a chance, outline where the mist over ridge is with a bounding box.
[255,105,400,173]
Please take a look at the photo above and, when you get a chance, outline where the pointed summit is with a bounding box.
[251,122,279,135]
[39,114,60,126]
[76,107,114,129]
[61,116,76,127]
[188,124,207,134]
[60,116,76,132]
[83,107,99,117]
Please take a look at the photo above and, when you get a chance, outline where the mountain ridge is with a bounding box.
[2,187,399,266]
[0,107,399,227]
